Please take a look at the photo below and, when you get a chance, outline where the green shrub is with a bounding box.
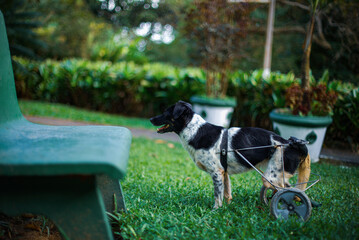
[326,88,359,152]
[14,58,205,117]
[231,70,298,128]
[90,36,149,64]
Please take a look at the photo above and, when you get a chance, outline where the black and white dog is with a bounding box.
[150,101,311,209]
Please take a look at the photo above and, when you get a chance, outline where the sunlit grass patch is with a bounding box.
[114,138,359,239]
[19,100,153,129]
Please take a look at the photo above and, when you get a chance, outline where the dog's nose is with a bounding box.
[150,116,161,125]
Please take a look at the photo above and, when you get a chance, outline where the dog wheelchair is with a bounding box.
[233,142,321,222]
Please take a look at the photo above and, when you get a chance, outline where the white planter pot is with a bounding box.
[193,104,233,127]
[270,109,333,163]
[190,96,236,127]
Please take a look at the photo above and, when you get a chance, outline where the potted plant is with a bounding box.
[270,76,338,163]
[184,0,252,127]
[270,0,337,162]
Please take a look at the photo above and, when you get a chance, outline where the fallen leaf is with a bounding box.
[185,177,191,181]
[22,213,36,218]
[25,223,41,232]
[155,139,165,144]
[255,205,265,211]
[167,143,175,148]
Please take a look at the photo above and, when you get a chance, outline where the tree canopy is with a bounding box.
[2,0,358,83]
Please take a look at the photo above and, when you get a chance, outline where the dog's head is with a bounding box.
[150,101,194,134]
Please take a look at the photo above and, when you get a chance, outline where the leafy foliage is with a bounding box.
[310,1,359,84]
[14,58,205,117]
[283,71,353,116]
[90,35,148,64]
[0,0,46,59]
[183,0,253,98]
[285,83,337,116]
[326,88,359,152]
[86,0,180,38]
[231,70,298,129]
[33,0,105,59]
[88,0,175,26]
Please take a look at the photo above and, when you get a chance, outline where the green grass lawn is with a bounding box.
[19,100,153,129]
[19,100,359,239]
[114,137,359,239]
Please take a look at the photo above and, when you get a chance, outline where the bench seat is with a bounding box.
[0,119,131,178]
[0,10,132,240]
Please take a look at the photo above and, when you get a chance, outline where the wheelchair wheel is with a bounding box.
[270,188,312,222]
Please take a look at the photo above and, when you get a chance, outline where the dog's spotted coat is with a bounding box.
[151,101,311,209]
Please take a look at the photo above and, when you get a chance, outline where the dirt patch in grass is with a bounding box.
[0,213,62,240]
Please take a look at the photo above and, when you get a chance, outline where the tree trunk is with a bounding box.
[206,71,214,97]
[263,0,276,78]
[301,13,316,90]
[220,71,228,98]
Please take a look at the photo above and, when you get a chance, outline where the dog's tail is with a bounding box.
[297,153,311,191]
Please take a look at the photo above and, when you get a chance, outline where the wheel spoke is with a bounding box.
[278,201,287,209]
[294,204,308,218]
[276,209,290,220]
[281,192,295,205]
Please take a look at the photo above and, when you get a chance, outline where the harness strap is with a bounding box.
[220,129,228,172]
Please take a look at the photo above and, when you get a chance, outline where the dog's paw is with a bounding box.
[225,197,232,204]
[213,201,223,209]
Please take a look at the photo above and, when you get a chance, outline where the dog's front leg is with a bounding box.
[211,171,224,209]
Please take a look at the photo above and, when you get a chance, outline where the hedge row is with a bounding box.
[14,58,358,151]
[15,58,206,117]
[14,58,301,117]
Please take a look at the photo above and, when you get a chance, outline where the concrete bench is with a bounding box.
[0,11,132,240]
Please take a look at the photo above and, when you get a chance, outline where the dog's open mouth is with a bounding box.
[157,124,170,133]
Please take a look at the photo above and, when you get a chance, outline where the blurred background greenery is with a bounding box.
[1,0,358,151]
[2,0,359,81]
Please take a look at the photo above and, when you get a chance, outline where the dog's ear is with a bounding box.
[178,100,192,110]
[173,101,192,119]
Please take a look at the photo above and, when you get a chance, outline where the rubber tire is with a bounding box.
[270,188,312,222]
[259,185,275,206]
